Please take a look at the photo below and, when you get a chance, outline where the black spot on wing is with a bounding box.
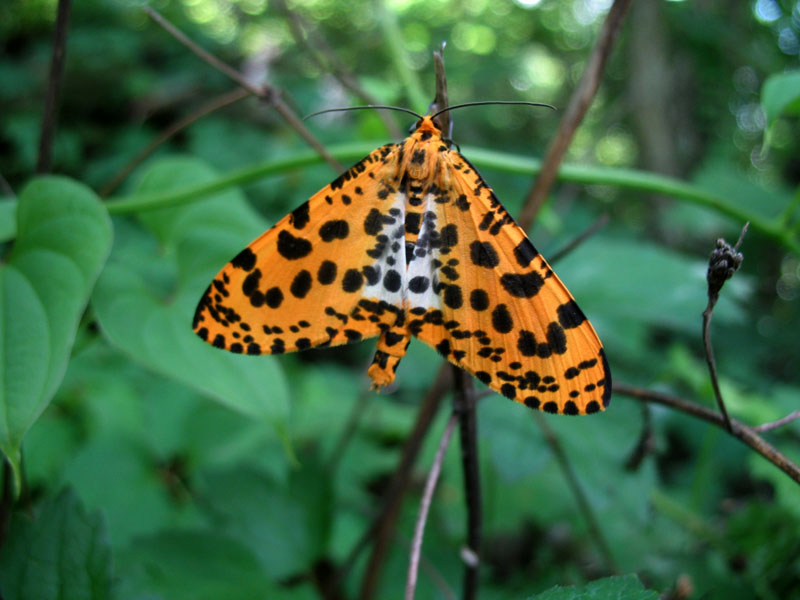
[277,230,312,260]
[409,276,430,293]
[491,304,514,334]
[470,241,500,268]
[290,270,312,299]
[383,269,402,293]
[318,260,337,285]
[513,239,538,267]
[290,202,310,230]
[342,268,364,293]
[319,220,349,242]
[443,284,463,309]
[500,271,544,298]
[469,289,489,311]
[557,300,587,329]
[231,248,256,271]
[265,287,283,308]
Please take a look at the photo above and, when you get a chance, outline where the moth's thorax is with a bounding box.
[398,117,447,184]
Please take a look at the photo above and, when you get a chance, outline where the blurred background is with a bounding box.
[1,0,800,598]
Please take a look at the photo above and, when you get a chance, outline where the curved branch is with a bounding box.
[614,382,800,486]
[144,6,342,172]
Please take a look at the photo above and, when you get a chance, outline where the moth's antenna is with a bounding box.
[430,101,556,119]
[304,105,424,121]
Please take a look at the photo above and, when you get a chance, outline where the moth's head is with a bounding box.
[411,116,442,136]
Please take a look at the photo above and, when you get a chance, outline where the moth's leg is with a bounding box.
[367,324,411,389]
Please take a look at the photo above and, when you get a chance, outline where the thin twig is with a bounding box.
[275,0,402,139]
[613,382,800,485]
[519,0,634,230]
[547,214,609,264]
[405,413,458,600]
[0,173,15,198]
[100,88,250,196]
[533,413,617,572]
[624,403,655,471]
[453,368,481,600]
[753,410,800,433]
[144,6,342,171]
[355,366,451,600]
[327,386,372,471]
[701,311,732,432]
[702,223,749,433]
[36,0,73,174]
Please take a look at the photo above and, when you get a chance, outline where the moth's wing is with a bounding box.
[411,153,611,414]
[193,144,408,355]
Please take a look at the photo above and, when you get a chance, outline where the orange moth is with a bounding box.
[193,108,610,415]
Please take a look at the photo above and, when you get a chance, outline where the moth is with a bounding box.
[193,108,611,415]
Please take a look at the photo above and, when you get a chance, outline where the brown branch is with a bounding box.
[533,412,617,572]
[36,0,73,174]
[518,0,634,231]
[453,368,481,600]
[275,0,402,139]
[613,382,800,485]
[327,385,372,471]
[405,413,458,600]
[753,410,800,433]
[144,6,343,172]
[100,88,250,196]
[547,214,609,264]
[354,365,451,600]
[430,43,452,139]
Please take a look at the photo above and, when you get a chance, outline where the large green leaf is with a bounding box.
[0,487,113,600]
[529,574,660,600]
[92,157,289,422]
[116,530,315,600]
[0,177,111,479]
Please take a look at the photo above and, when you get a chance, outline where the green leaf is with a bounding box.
[198,460,333,579]
[0,487,113,600]
[529,574,659,600]
[92,157,289,422]
[762,71,800,127]
[0,177,111,480]
[116,530,283,600]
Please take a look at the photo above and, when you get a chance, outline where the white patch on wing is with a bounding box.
[405,193,442,311]
[362,192,407,307]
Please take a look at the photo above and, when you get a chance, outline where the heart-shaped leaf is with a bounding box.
[0,177,111,480]
[92,157,289,423]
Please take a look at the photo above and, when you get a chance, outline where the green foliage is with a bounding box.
[761,71,800,127]
[0,487,113,600]
[2,0,800,598]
